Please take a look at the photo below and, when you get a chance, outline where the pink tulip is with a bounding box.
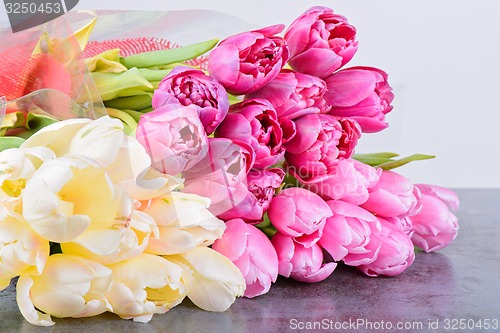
[300,159,381,205]
[285,114,361,182]
[318,200,381,266]
[183,137,254,177]
[325,66,394,133]
[246,168,285,215]
[215,99,285,169]
[279,117,297,144]
[415,184,460,211]
[410,184,459,252]
[136,103,208,176]
[212,219,278,298]
[358,217,415,277]
[272,233,336,283]
[152,66,229,134]
[284,6,358,78]
[246,70,330,120]
[267,187,332,247]
[182,138,254,218]
[361,170,421,218]
[214,168,285,223]
[208,25,289,95]
[384,216,413,235]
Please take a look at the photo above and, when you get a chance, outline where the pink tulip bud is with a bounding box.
[272,233,336,283]
[284,6,358,78]
[268,187,332,247]
[285,114,361,182]
[357,217,415,277]
[208,25,289,95]
[213,219,279,298]
[300,159,381,205]
[325,66,394,133]
[152,66,229,134]
[244,168,285,219]
[361,170,421,218]
[216,99,285,169]
[182,138,254,218]
[410,184,459,252]
[214,168,285,223]
[246,70,330,120]
[136,103,208,176]
[319,200,381,266]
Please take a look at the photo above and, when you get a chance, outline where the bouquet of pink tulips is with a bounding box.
[0,6,459,326]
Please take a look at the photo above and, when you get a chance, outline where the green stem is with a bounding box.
[120,39,219,69]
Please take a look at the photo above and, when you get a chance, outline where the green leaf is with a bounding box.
[0,136,25,151]
[137,68,172,82]
[104,94,152,111]
[92,68,153,101]
[25,113,58,131]
[376,154,435,170]
[353,152,400,166]
[120,39,219,69]
[138,107,153,113]
[85,49,128,73]
[118,109,145,123]
[228,94,242,105]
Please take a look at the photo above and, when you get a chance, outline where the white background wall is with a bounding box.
[2,1,500,188]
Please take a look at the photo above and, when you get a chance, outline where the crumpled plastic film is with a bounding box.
[0,97,6,128]
[0,13,106,120]
[1,89,100,139]
[68,10,259,70]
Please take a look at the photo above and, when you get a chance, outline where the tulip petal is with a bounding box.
[416,184,459,211]
[16,273,55,326]
[21,119,91,156]
[290,48,342,78]
[208,44,240,86]
[69,116,124,167]
[174,247,245,312]
[292,262,337,283]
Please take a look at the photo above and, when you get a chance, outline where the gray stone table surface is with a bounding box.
[1,189,499,333]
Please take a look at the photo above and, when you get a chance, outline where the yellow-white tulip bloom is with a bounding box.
[21,116,180,200]
[21,117,121,165]
[144,192,225,255]
[169,247,245,312]
[16,254,113,326]
[61,210,159,265]
[0,208,49,291]
[105,253,190,323]
[22,155,129,243]
[0,146,55,200]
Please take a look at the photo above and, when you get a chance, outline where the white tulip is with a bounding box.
[0,146,55,200]
[22,155,127,243]
[168,246,245,312]
[16,254,113,326]
[105,253,191,323]
[144,192,226,255]
[61,210,159,265]
[0,207,49,291]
